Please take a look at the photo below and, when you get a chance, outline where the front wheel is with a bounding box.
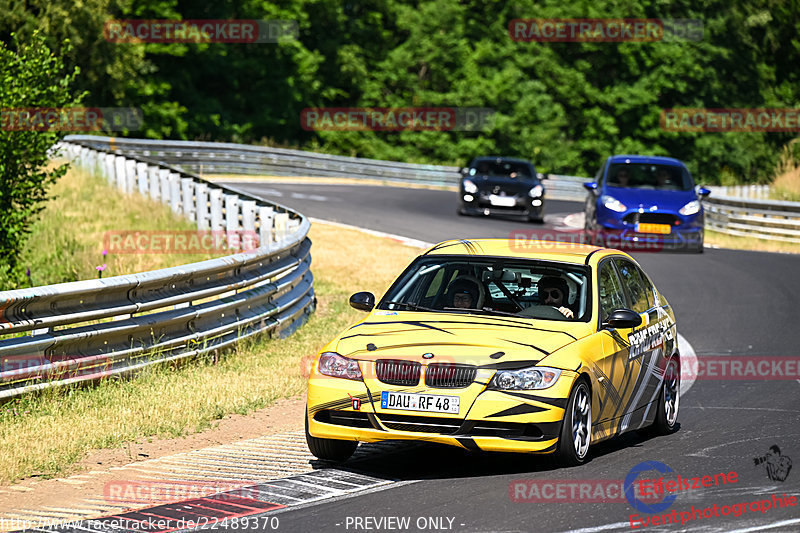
[305,409,358,462]
[556,379,592,466]
[652,358,680,435]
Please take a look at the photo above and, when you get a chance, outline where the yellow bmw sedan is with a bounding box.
[306,239,680,466]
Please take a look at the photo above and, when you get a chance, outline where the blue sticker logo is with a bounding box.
[624,460,676,513]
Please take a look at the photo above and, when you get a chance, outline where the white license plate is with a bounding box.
[380,391,460,414]
[489,194,516,207]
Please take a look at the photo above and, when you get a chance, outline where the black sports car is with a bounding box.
[457,156,545,222]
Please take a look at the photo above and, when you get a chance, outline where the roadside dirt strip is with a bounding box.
[0,432,407,533]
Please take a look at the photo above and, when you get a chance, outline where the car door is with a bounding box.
[614,258,666,417]
[595,259,638,433]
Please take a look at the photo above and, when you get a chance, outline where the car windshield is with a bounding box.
[605,163,694,191]
[470,160,532,179]
[378,256,590,321]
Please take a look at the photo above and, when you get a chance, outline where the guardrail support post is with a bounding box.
[209,188,224,231]
[159,169,171,204]
[258,206,274,248]
[195,183,209,230]
[169,173,182,213]
[148,166,161,200]
[242,200,257,235]
[104,154,116,184]
[224,194,240,250]
[124,159,137,193]
[181,178,195,221]
[136,162,149,195]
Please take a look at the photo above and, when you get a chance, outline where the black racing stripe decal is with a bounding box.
[584,249,601,264]
[310,393,371,414]
[478,360,541,370]
[500,338,550,356]
[354,316,578,338]
[486,404,548,418]
[456,437,482,452]
[496,390,568,409]
[425,241,466,254]
[352,320,456,335]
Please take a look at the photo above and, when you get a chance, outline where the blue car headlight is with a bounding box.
[317,352,363,381]
[600,195,627,213]
[490,366,562,390]
[463,179,478,194]
[679,200,701,216]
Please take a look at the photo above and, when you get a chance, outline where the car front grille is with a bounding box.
[424,363,477,388]
[377,414,463,434]
[375,359,421,386]
[623,212,680,225]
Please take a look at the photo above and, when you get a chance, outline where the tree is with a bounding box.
[0,32,81,280]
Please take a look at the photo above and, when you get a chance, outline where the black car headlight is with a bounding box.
[490,366,562,390]
[317,352,363,381]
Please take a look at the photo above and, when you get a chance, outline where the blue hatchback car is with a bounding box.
[583,155,710,252]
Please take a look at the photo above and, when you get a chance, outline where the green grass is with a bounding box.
[0,220,418,483]
[1,162,221,289]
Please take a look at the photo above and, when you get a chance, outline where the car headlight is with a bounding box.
[317,352,363,380]
[679,200,701,216]
[528,184,544,198]
[490,366,562,390]
[601,195,627,213]
[463,179,478,194]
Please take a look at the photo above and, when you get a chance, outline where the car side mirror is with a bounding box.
[602,308,642,329]
[583,182,599,192]
[460,167,470,176]
[697,186,711,197]
[349,291,375,312]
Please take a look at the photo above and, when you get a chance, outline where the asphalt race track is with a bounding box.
[110,181,800,533]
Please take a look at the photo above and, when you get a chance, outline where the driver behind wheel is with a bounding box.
[537,276,574,319]
[447,278,480,309]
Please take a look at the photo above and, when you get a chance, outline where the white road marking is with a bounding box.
[724,518,800,533]
[553,521,630,533]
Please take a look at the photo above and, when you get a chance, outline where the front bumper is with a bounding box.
[592,211,704,251]
[307,368,577,454]
[460,193,545,218]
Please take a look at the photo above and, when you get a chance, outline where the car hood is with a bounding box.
[332,311,592,367]
[604,187,696,212]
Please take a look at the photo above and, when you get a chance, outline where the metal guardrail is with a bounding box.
[64,135,589,201]
[704,195,800,243]
[63,135,800,242]
[0,142,315,399]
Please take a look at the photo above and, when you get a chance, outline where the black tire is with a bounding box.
[652,358,680,435]
[555,379,592,466]
[457,207,469,216]
[305,408,358,462]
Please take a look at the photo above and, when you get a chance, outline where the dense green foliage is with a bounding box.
[0,33,80,279]
[2,0,799,181]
